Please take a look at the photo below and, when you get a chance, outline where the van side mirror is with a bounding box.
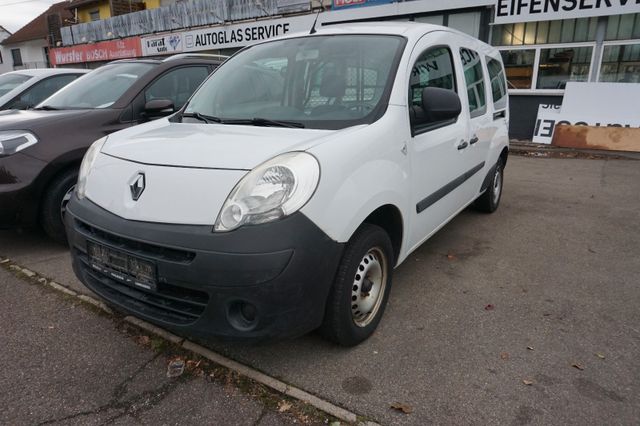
[411,87,462,128]
[143,99,174,119]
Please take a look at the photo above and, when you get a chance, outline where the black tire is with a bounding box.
[474,159,504,213]
[40,168,78,245]
[320,223,394,346]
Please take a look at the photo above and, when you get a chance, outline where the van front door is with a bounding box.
[406,34,471,252]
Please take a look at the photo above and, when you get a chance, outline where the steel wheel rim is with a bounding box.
[492,166,502,204]
[351,247,387,328]
[60,184,75,220]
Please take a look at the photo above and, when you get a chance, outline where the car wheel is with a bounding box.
[41,168,78,245]
[320,223,394,346]
[474,159,504,213]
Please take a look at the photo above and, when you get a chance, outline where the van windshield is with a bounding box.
[184,35,405,130]
[39,62,155,109]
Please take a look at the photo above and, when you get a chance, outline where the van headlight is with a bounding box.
[214,152,320,232]
[76,136,107,200]
[0,131,38,157]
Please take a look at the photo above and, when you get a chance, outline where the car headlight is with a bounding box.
[214,152,320,232]
[76,136,107,200]
[0,131,38,157]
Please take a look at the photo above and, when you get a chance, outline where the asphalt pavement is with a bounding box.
[1,155,639,425]
[0,268,320,425]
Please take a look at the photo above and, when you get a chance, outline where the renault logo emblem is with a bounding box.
[129,173,146,201]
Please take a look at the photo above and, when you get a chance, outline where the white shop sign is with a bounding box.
[494,0,640,25]
[141,33,183,56]
[532,82,640,144]
[183,15,316,52]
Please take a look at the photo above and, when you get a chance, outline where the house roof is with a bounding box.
[1,1,72,45]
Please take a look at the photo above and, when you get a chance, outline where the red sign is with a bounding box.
[333,0,366,6]
[50,37,142,66]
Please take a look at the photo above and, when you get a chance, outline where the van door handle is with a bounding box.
[457,141,469,150]
[469,135,479,145]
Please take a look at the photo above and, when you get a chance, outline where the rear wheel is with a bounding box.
[321,224,394,346]
[474,159,504,213]
[41,169,78,245]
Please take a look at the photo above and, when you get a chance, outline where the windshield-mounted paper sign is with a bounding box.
[494,0,640,25]
[532,82,640,144]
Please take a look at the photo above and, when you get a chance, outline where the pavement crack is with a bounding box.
[253,406,268,426]
[37,352,181,426]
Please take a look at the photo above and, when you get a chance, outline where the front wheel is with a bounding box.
[41,169,78,245]
[320,224,394,346]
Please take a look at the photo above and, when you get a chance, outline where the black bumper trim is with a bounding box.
[65,196,344,340]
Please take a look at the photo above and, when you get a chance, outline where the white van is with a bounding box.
[65,23,509,346]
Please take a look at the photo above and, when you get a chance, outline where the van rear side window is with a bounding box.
[486,57,507,111]
[459,48,486,118]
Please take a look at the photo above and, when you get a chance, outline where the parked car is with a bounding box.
[65,23,509,346]
[0,68,89,110]
[0,54,224,242]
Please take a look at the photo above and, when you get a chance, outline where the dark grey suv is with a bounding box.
[0,54,224,242]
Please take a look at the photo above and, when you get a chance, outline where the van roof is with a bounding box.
[275,21,497,54]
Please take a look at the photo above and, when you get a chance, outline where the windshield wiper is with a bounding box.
[225,117,305,128]
[182,112,223,124]
[34,105,60,111]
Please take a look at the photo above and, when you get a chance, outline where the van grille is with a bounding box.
[75,219,195,263]
[76,250,208,325]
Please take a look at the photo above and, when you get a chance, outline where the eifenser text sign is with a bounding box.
[494,0,640,24]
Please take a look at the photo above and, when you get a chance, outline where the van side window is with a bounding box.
[486,57,507,111]
[409,47,456,132]
[459,48,486,118]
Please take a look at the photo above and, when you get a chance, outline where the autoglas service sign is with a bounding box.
[183,15,316,52]
[494,0,640,24]
[141,33,183,56]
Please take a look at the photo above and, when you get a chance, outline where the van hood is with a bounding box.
[101,119,355,170]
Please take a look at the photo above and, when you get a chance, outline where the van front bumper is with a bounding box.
[65,195,344,341]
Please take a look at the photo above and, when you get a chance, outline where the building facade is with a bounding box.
[0,1,71,70]
[0,26,12,74]
[45,0,640,139]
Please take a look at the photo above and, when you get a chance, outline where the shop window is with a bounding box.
[606,13,640,40]
[599,43,640,83]
[491,18,597,46]
[448,12,481,38]
[500,49,535,89]
[11,49,22,66]
[460,48,486,117]
[486,57,507,111]
[536,46,593,90]
[414,15,443,26]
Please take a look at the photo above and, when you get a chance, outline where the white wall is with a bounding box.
[0,28,12,74]
[2,38,49,70]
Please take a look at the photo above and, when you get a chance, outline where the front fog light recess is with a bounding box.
[214,152,320,232]
[76,136,108,200]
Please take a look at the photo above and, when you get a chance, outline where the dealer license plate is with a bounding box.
[87,241,157,291]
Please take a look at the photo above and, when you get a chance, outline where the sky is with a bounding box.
[0,0,60,34]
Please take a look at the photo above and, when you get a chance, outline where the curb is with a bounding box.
[0,256,369,425]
